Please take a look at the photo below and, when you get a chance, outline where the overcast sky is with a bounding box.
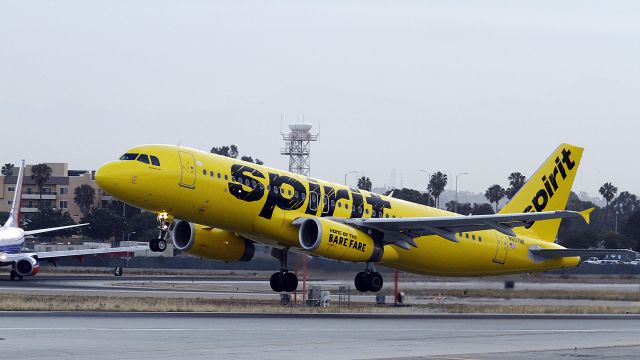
[1,1,639,197]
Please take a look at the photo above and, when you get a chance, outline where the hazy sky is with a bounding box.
[1,1,639,197]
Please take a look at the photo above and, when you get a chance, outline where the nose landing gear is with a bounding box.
[270,248,298,293]
[150,212,171,252]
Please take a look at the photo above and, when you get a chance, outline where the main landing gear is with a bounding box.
[354,264,383,292]
[9,269,23,281]
[270,248,298,293]
[150,212,171,252]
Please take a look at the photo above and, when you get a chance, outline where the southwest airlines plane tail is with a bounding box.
[499,144,584,242]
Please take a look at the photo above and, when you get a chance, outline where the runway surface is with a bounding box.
[1,312,640,359]
[2,275,640,308]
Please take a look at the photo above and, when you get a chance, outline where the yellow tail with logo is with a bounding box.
[499,143,584,242]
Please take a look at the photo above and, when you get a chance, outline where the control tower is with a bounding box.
[280,123,319,176]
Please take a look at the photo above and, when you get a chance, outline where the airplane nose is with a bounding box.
[95,161,120,194]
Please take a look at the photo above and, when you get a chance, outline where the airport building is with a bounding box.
[0,162,113,221]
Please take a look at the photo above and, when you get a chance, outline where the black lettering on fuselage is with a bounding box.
[227,165,393,221]
[258,173,306,219]
[228,164,265,202]
[322,185,350,217]
[366,193,391,218]
[350,188,364,218]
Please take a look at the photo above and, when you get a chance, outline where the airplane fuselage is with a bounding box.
[96,145,579,276]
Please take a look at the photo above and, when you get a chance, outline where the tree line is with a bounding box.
[354,171,640,250]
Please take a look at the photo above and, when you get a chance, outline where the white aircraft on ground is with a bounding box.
[0,160,147,280]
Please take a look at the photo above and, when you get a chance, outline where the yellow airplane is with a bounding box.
[96,143,628,293]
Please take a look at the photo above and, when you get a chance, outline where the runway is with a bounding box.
[2,274,640,308]
[1,312,640,359]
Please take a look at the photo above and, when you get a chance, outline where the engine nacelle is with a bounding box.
[171,220,254,262]
[298,218,385,262]
[15,257,40,276]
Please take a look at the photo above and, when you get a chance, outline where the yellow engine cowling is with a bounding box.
[171,220,254,262]
[297,217,397,263]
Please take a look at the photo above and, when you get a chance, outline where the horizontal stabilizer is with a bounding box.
[530,248,637,259]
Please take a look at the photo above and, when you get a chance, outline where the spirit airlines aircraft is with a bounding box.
[96,143,624,293]
[0,160,147,280]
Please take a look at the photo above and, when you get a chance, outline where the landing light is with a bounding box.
[0,254,6,260]
[157,212,169,222]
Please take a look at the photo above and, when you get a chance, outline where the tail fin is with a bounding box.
[4,160,25,228]
[499,144,583,242]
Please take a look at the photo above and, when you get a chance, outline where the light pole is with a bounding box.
[344,170,361,186]
[455,172,468,214]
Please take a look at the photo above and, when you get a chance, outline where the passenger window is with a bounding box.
[202,169,207,175]
[252,180,257,188]
[274,186,279,193]
[365,209,369,214]
[210,171,214,177]
[472,235,476,240]
[288,189,292,196]
[232,176,236,182]
[150,156,160,166]
[465,234,469,239]
[245,179,250,187]
[217,173,221,179]
[224,175,228,180]
[137,154,150,164]
[120,153,139,160]
[301,193,306,200]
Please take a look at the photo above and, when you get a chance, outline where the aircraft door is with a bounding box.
[178,151,196,189]
[493,234,509,264]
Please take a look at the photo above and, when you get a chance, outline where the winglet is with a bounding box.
[580,208,595,224]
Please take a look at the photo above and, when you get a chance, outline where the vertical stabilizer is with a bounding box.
[499,144,583,242]
[4,160,25,228]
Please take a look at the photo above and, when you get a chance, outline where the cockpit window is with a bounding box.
[120,153,139,160]
[150,156,160,166]
[137,154,150,164]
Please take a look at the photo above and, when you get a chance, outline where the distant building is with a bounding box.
[0,162,114,222]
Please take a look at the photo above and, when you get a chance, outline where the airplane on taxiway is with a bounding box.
[0,160,147,280]
[95,143,633,293]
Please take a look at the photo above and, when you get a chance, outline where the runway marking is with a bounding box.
[1,328,639,333]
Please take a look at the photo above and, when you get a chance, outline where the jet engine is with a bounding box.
[171,220,254,262]
[298,218,387,262]
[15,257,40,276]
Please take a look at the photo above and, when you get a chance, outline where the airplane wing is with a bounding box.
[0,245,149,262]
[23,223,89,236]
[529,248,637,259]
[342,209,593,250]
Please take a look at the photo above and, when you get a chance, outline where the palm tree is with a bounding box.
[1,163,14,176]
[485,184,506,212]
[599,182,618,207]
[506,172,526,200]
[428,171,448,208]
[30,163,52,210]
[357,176,372,191]
[74,184,96,216]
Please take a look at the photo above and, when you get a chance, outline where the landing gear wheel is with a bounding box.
[157,239,167,252]
[149,239,159,252]
[354,272,368,292]
[270,272,284,292]
[282,272,298,293]
[10,270,17,281]
[366,272,383,292]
